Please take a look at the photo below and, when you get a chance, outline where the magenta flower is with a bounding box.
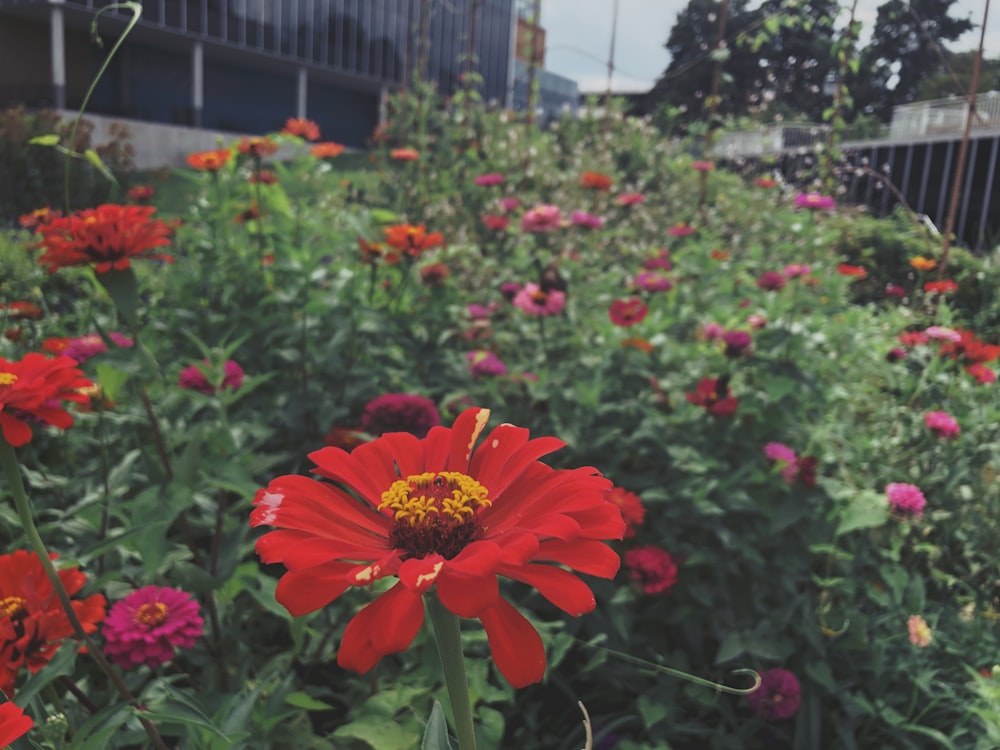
[102,586,203,668]
[924,411,960,439]
[887,347,908,362]
[63,332,133,363]
[756,271,787,291]
[467,303,499,319]
[692,160,715,172]
[360,393,440,438]
[466,350,508,378]
[178,360,244,395]
[500,282,522,301]
[886,482,927,519]
[782,264,812,279]
[520,205,563,232]
[642,249,672,271]
[473,173,504,187]
[608,298,649,327]
[747,668,801,720]
[794,192,835,210]
[570,210,604,229]
[624,546,678,594]
[722,330,752,358]
[513,283,566,316]
[499,197,521,213]
[886,284,906,298]
[764,442,798,483]
[747,314,767,330]
[700,322,725,341]
[667,223,695,237]
[633,271,673,292]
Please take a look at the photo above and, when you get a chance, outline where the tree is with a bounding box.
[914,51,1000,101]
[854,0,974,120]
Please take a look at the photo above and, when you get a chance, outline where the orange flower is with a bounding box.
[710,249,731,261]
[237,137,279,159]
[754,177,778,188]
[836,264,867,278]
[281,117,321,141]
[311,142,346,159]
[909,256,937,271]
[36,204,174,274]
[248,170,279,185]
[127,185,155,202]
[186,148,232,171]
[580,171,613,191]
[0,302,43,320]
[18,207,60,230]
[383,224,444,257]
[621,337,654,352]
[390,147,420,161]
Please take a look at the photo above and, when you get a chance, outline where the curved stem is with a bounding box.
[0,440,170,750]
[426,595,477,750]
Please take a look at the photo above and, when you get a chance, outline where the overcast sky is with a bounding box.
[540,0,999,93]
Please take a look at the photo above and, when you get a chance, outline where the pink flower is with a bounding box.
[722,330,752,358]
[925,326,962,342]
[794,193,835,210]
[615,192,645,206]
[361,393,440,438]
[466,350,507,378]
[692,160,715,172]
[570,210,604,229]
[513,283,566,316]
[907,614,932,648]
[466,303,499,319]
[624,546,678,594]
[886,284,906,298]
[747,314,767,330]
[924,411,959,439]
[887,347,908,362]
[473,173,504,187]
[783,264,812,279]
[520,205,563,232]
[764,442,798,483]
[700,322,725,341]
[886,482,927,519]
[499,197,521,213]
[500,282,522,301]
[756,271,787,291]
[62,332,133,363]
[667,223,695,237]
[633,271,673,292]
[967,364,997,384]
[178,360,244,395]
[747,668,801,720]
[642,249,672,271]
[102,586,203,668]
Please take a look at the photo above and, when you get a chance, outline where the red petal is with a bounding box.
[337,583,424,673]
[254,530,393,569]
[307,446,385,507]
[471,426,565,498]
[398,555,446,594]
[478,599,545,688]
[494,531,540,565]
[275,562,356,615]
[0,412,32,446]
[498,563,596,615]
[519,513,581,540]
[436,567,499,617]
[535,540,621,578]
[446,407,491,471]
[565,504,627,539]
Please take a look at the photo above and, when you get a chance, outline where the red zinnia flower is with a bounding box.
[127,184,155,202]
[691,160,714,172]
[754,177,778,188]
[0,353,93,447]
[685,376,738,417]
[390,147,420,161]
[924,280,958,294]
[0,302,43,320]
[420,262,450,286]
[281,117,321,141]
[966,364,997,384]
[606,487,646,537]
[311,141,346,159]
[248,170,279,185]
[608,298,648,327]
[237,137,279,159]
[624,546,677,594]
[580,171,613,191]
[186,148,232,171]
[36,204,174,274]
[0,701,33,746]
[837,263,867,278]
[18,207,60,230]
[0,550,106,697]
[250,408,624,688]
[615,192,645,206]
[361,393,440,438]
[383,224,445,256]
[939,329,1000,364]
[483,214,510,231]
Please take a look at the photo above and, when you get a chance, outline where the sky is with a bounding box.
[540,0,1000,93]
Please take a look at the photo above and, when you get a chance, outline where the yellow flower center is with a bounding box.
[380,472,492,559]
[135,601,168,626]
[0,372,17,386]
[0,595,26,619]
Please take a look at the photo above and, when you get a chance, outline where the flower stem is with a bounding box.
[0,439,171,750]
[426,595,477,750]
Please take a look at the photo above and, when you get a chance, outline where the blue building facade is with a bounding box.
[0,0,517,146]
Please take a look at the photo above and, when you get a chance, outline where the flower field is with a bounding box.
[2,93,1000,749]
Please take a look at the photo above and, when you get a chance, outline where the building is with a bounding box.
[0,0,517,148]
[508,2,577,124]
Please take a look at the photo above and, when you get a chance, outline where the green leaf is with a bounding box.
[84,147,118,184]
[835,490,887,536]
[30,133,61,146]
[97,267,140,329]
[638,693,670,730]
[285,691,336,711]
[421,701,453,750]
[370,208,401,224]
[138,683,234,741]
[95,363,130,401]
